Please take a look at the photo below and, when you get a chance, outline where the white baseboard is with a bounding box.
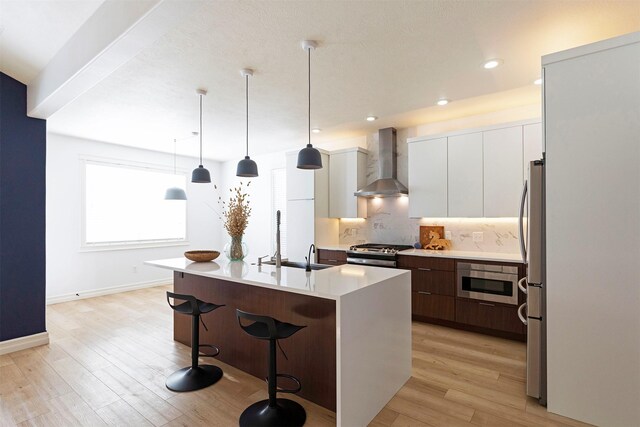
[0,332,50,356]
[47,278,172,305]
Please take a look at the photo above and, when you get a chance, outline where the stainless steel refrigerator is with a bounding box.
[518,158,546,405]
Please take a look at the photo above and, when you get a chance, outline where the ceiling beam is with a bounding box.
[27,0,203,119]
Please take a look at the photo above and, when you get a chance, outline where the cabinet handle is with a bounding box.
[479,302,495,307]
[418,268,432,271]
[418,291,432,295]
[328,259,338,262]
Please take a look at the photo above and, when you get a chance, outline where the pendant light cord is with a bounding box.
[173,138,177,174]
[246,74,249,157]
[199,94,203,165]
[308,46,311,146]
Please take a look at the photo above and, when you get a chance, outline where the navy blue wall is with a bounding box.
[0,73,46,341]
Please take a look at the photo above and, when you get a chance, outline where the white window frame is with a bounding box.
[80,156,190,252]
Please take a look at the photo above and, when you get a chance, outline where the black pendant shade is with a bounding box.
[297,144,322,169]
[297,40,323,170]
[237,156,258,177]
[191,165,211,183]
[192,89,211,183]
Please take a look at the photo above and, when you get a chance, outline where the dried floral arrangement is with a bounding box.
[217,181,252,237]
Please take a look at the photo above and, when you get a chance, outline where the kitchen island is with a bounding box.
[146,257,411,427]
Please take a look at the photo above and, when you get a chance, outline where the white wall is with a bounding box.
[46,133,223,302]
[219,151,286,262]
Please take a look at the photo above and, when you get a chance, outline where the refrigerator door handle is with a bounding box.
[519,180,528,262]
[518,303,528,325]
[518,277,528,294]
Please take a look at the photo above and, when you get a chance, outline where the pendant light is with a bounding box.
[164,138,188,200]
[191,89,211,183]
[297,40,323,170]
[236,68,258,177]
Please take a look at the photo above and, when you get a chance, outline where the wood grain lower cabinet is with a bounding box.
[317,249,347,265]
[411,269,455,295]
[455,298,525,334]
[412,292,455,321]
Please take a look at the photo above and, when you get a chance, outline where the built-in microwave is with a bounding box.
[457,262,519,305]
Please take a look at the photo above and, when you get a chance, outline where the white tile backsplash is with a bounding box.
[339,198,520,253]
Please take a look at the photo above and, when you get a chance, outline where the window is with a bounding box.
[271,168,287,257]
[83,160,187,248]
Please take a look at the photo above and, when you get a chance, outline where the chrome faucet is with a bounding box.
[305,244,316,272]
[275,210,282,268]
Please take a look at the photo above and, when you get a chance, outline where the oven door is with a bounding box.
[457,268,518,305]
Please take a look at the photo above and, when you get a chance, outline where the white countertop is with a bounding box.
[317,244,353,251]
[145,257,409,301]
[317,245,524,263]
[398,248,524,263]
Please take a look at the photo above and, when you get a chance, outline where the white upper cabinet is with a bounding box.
[523,122,543,179]
[286,152,315,200]
[408,137,447,218]
[483,126,524,217]
[329,148,368,218]
[448,132,483,217]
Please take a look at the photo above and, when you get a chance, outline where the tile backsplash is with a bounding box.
[339,198,520,253]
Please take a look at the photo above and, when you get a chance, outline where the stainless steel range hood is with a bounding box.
[354,127,408,198]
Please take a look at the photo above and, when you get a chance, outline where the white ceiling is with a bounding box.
[0,0,105,83]
[3,1,640,161]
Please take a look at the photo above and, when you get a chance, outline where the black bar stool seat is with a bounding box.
[237,309,307,427]
[166,291,224,392]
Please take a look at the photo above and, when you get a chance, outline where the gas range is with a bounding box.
[346,243,414,268]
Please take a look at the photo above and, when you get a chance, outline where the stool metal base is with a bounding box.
[165,365,223,392]
[239,398,306,427]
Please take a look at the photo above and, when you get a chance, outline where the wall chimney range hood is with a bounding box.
[355,127,408,198]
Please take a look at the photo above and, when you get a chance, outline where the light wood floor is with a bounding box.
[0,285,590,427]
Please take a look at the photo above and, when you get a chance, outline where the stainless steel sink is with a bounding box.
[261,260,333,270]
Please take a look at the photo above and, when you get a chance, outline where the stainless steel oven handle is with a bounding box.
[518,277,528,294]
[519,180,528,263]
[518,303,528,325]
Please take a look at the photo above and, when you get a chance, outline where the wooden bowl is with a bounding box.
[184,250,220,262]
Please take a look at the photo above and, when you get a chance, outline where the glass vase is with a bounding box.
[224,235,248,261]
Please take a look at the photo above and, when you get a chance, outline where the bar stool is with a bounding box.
[236,309,307,427]
[166,291,224,392]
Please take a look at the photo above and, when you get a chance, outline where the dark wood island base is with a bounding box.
[173,271,337,411]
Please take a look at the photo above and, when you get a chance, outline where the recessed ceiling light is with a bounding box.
[366,116,378,122]
[534,78,543,85]
[311,128,321,133]
[483,59,503,69]
[436,99,449,106]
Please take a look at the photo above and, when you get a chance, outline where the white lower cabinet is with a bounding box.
[483,126,523,217]
[447,132,483,217]
[408,137,447,217]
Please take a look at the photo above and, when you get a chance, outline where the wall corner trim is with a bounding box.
[0,332,50,356]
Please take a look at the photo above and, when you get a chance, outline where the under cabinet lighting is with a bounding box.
[437,99,449,106]
[311,128,321,133]
[366,116,378,122]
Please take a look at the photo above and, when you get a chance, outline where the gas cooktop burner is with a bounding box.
[348,243,413,254]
